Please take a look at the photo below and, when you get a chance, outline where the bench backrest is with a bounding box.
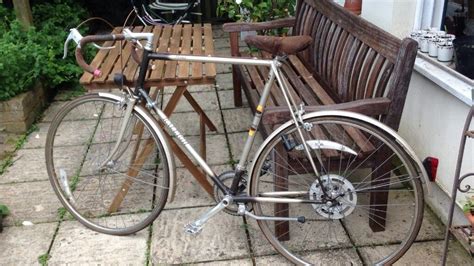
[293,0,418,129]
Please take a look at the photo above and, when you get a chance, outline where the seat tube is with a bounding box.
[235,64,276,171]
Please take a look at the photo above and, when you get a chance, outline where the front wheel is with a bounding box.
[249,115,424,265]
[45,94,170,235]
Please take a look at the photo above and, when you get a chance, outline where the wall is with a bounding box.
[399,72,473,224]
[361,0,474,224]
[361,0,417,38]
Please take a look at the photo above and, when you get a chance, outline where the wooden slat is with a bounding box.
[362,54,385,100]
[311,16,327,68]
[353,50,377,101]
[325,26,342,83]
[123,26,152,80]
[191,24,203,79]
[145,26,163,79]
[164,24,182,80]
[203,24,216,78]
[375,63,394,98]
[103,26,143,83]
[306,0,402,63]
[177,24,192,78]
[80,27,122,85]
[317,18,332,74]
[321,22,337,79]
[339,38,361,101]
[307,12,323,61]
[149,25,172,81]
[349,45,371,100]
[289,56,334,105]
[330,31,349,89]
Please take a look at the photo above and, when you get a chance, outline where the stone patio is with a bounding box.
[0,26,472,265]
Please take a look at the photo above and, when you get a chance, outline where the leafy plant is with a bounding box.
[462,195,474,214]
[0,0,92,101]
[0,204,9,217]
[217,0,296,23]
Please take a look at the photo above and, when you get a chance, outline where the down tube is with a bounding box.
[150,104,228,191]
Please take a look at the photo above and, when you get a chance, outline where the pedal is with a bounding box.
[184,222,203,235]
[183,195,232,235]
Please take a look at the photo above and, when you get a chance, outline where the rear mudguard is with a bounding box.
[249,110,432,196]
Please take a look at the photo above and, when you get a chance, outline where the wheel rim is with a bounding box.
[250,117,423,264]
[46,95,169,234]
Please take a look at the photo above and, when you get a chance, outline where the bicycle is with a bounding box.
[46,28,430,265]
[131,0,201,25]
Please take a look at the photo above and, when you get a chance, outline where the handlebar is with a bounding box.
[70,28,154,77]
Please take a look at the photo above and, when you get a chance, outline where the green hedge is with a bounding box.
[0,0,92,101]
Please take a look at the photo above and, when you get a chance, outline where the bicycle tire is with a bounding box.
[45,93,170,235]
[249,115,424,265]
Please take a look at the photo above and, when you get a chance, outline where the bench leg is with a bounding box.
[274,143,290,241]
[229,32,242,107]
[369,147,391,232]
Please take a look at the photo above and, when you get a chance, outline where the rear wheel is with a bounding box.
[249,116,424,265]
[45,94,170,235]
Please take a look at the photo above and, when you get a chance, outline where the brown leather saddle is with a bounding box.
[244,35,313,56]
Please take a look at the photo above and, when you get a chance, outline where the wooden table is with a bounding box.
[80,24,217,211]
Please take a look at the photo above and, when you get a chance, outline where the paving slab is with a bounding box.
[0,145,85,184]
[173,134,231,167]
[162,91,220,113]
[217,89,249,109]
[166,110,224,136]
[246,218,352,257]
[215,73,234,90]
[150,207,251,264]
[49,214,148,265]
[0,181,62,226]
[222,108,254,133]
[165,164,229,210]
[227,132,264,163]
[192,258,253,265]
[343,192,445,247]
[163,84,215,94]
[254,248,363,265]
[0,222,57,265]
[217,63,233,74]
[358,240,473,265]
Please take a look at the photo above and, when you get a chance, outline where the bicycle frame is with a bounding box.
[127,48,326,202]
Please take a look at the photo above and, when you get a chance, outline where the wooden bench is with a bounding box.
[223,0,418,235]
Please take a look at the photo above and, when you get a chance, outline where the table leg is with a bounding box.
[229,32,243,107]
[274,143,290,241]
[108,88,159,213]
[200,113,206,174]
[164,86,187,116]
[164,132,214,196]
[183,90,217,131]
[369,146,390,232]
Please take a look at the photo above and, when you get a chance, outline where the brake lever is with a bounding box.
[63,28,116,59]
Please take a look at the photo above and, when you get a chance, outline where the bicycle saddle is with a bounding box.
[244,35,312,56]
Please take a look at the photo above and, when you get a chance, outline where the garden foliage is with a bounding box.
[0,0,92,101]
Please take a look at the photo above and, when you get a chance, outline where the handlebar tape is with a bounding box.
[75,34,125,77]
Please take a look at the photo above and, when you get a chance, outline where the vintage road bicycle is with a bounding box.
[46,28,431,265]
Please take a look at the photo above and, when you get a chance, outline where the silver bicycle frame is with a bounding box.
[145,53,322,187]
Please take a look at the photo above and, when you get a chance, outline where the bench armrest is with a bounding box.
[223,17,296,32]
[262,98,392,125]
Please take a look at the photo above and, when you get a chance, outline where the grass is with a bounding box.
[54,84,86,101]
[38,253,50,266]
[0,124,39,176]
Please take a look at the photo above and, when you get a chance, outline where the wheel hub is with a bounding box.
[309,174,357,219]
